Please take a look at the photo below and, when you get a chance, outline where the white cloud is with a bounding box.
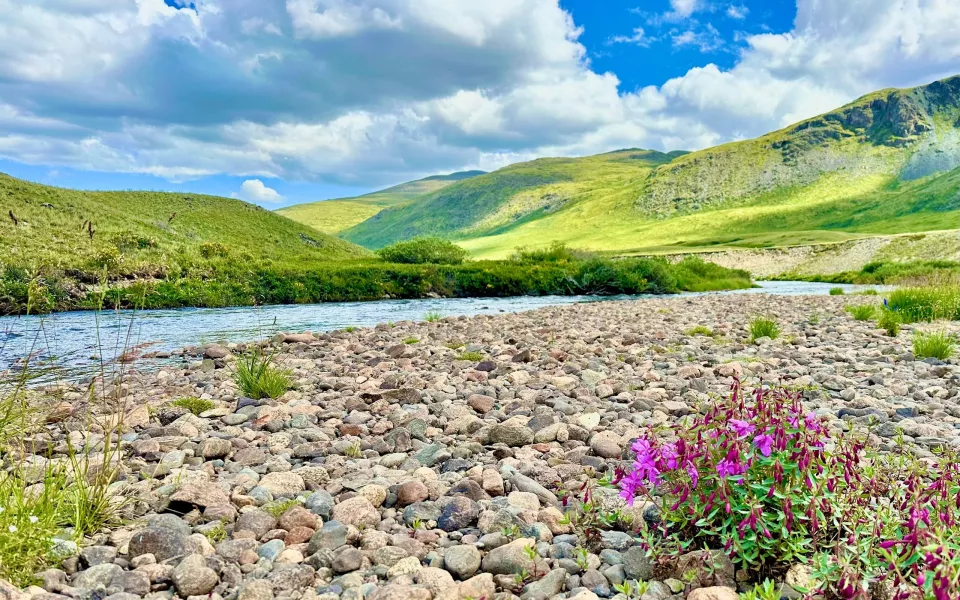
[240,179,285,203]
[0,0,959,190]
[668,0,700,19]
[609,27,653,47]
[726,5,748,19]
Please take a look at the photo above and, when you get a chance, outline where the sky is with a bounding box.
[1,0,959,207]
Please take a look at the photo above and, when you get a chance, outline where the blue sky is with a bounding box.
[0,0,957,208]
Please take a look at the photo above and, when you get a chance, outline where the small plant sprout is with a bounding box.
[456,351,484,361]
[404,337,419,344]
[739,580,781,600]
[344,441,363,458]
[343,326,357,333]
[423,310,443,322]
[234,347,292,399]
[613,580,649,599]
[411,518,424,531]
[574,547,590,571]
[877,308,901,336]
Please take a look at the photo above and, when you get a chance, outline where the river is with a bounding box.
[0,280,879,381]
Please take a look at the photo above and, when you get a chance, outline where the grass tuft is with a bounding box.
[423,310,443,323]
[456,351,484,361]
[845,303,878,321]
[684,325,714,337]
[234,349,292,399]
[829,287,845,296]
[913,331,956,360]
[877,308,901,337]
[887,284,960,323]
[172,396,215,416]
[748,317,781,342]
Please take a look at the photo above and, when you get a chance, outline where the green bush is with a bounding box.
[913,331,956,360]
[376,237,467,265]
[845,303,877,321]
[829,287,845,295]
[510,242,592,264]
[748,316,781,342]
[234,349,292,399]
[684,325,714,336]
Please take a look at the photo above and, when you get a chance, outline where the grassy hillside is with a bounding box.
[278,170,484,234]
[343,150,684,247]
[0,173,370,311]
[342,76,960,258]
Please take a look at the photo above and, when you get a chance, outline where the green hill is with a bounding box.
[342,76,960,258]
[0,173,368,311]
[278,170,485,234]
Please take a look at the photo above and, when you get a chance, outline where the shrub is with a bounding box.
[234,349,292,399]
[199,242,230,258]
[912,331,956,360]
[172,397,215,416]
[110,231,157,251]
[829,287,845,295]
[877,308,901,337]
[510,242,592,264]
[684,325,714,337]
[376,237,467,265]
[748,316,780,342]
[845,303,877,321]
[423,310,443,322]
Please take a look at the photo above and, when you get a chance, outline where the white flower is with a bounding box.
[28,515,38,524]
[8,525,16,533]
[0,506,5,514]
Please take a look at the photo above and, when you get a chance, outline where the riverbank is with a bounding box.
[3,293,957,599]
[0,256,750,316]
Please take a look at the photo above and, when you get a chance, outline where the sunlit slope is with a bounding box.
[278,170,485,234]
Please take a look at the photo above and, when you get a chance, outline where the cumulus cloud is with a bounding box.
[239,179,285,203]
[0,0,959,189]
[609,27,653,47]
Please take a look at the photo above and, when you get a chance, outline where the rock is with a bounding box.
[520,568,567,600]
[467,394,496,413]
[279,506,319,531]
[80,546,117,567]
[305,490,335,519]
[687,587,739,600]
[173,554,219,597]
[489,425,534,447]
[675,550,735,589]
[238,580,275,600]
[73,563,121,590]
[443,545,482,579]
[259,472,305,497]
[387,556,423,579]
[127,527,187,561]
[200,438,232,459]
[480,538,541,575]
[170,481,230,507]
[414,567,455,598]
[309,521,349,553]
[438,496,478,531]
[332,547,364,573]
[786,564,813,591]
[369,585,432,600]
[509,473,559,507]
[396,481,430,507]
[332,496,380,528]
[621,546,652,580]
[458,574,496,600]
[589,431,621,458]
[236,510,277,539]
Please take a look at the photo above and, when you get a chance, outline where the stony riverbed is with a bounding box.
[9,294,960,600]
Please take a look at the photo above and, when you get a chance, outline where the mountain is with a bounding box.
[278,170,485,234]
[341,76,960,257]
[0,173,367,282]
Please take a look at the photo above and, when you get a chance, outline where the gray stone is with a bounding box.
[173,554,219,597]
[443,545,482,579]
[127,527,187,561]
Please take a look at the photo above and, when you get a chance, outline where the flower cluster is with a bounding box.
[615,380,960,599]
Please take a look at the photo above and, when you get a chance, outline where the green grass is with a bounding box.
[263,498,302,518]
[913,331,956,360]
[278,171,484,234]
[684,325,715,337]
[748,317,782,342]
[877,308,901,337]
[172,397,215,416]
[887,285,960,323]
[829,287,845,295]
[789,260,960,285]
[234,350,293,399]
[404,338,419,345]
[845,304,878,321]
[423,311,443,323]
[456,351,484,361]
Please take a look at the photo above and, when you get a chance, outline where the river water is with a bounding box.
[0,280,877,380]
